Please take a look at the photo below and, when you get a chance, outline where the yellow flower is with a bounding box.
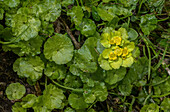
[110,36,122,45]
[109,52,117,61]
[122,47,128,57]
[114,47,123,56]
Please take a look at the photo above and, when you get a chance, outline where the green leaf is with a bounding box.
[0,8,4,20]
[3,36,43,56]
[38,0,61,22]
[140,103,159,112]
[98,55,112,70]
[67,6,84,26]
[102,0,113,3]
[147,0,165,14]
[12,102,27,112]
[84,82,108,102]
[21,94,37,108]
[64,74,82,88]
[44,62,66,80]
[77,18,96,37]
[160,98,170,112]
[128,28,138,41]
[13,56,44,82]
[40,21,54,36]
[11,14,41,41]
[4,0,20,8]
[64,107,75,112]
[97,4,132,21]
[139,14,158,35]
[110,58,123,69]
[62,0,75,7]
[68,93,89,109]
[119,82,133,96]
[97,5,115,21]
[132,47,140,58]
[105,67,126,85]
[122,56,134,67]
[92,6,100,21]
[33,96,51,112]
[118,57,148,95]
[43,84,65,110]
[44,34,74,65]
[5,83,26,100]
[153,76,170,95]
[70,37,98,75]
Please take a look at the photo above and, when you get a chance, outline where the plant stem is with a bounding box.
[80,0,83,6]
[158,17,169,22]
[76,0,79,6]
[154,45,168,70]
[152,92,170,98]
[151,76,170,86]
[51,79,83,92]
[138,0,144,15]
[143,37,151,80]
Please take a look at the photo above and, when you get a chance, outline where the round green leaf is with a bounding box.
[77,18,96,37]
[62,0,74,7]
[44,62,66,80]
[161,98,170,112]
[68,93,88,109]
[13,56,44,82]
[110,58,123,69]
[128,28,138,40]
[44,34,74,64]
[141,103,159,112]
[6,83,26,100]
[11,14,41,41]
[105,67,126,85]
[12,102,26,112]
[119,82,133,96]
[0,8,4,20]
[43,84,65,110]
[122,56,134,67]
[67,6,84,26]
[4,0,20,8]
[21,94,37,108]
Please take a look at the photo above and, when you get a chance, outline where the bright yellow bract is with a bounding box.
[109,52,117,61]
[109,36,122,45]
[114,47,123,56]
[122,47,128,57]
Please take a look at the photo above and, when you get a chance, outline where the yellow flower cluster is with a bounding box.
[109,46,129,61]
[109,36,122,46]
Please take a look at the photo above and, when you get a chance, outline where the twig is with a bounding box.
[60,18,81,49]
[34,81,41,96]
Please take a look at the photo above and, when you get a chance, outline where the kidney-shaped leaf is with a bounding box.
[11,14,41,41]
[105,67,126,85]
[44,33,74,64]
[77,18,96,37]
[6,83,26,100]
[43,84,65,110]
[4,0,20,8]
[44,62,66,80]
[161,98,170,112]
[67,6,84,26]
[13,56,44,82]
[21,94,37,108]
[68,93,89,109]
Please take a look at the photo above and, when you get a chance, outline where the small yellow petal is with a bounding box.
[114,47,123,56]
[109,39,115,44]
[122,47,129,56]
[109,52,117,61]
[113,36,122,45]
